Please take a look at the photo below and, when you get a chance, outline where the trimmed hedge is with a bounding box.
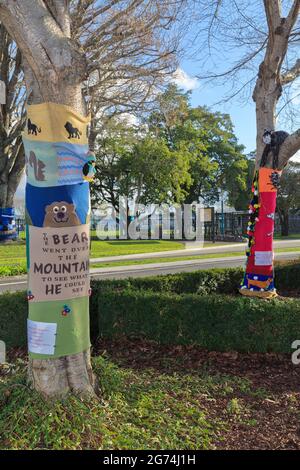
[97,290,300,353]
[0,263,299,352]
[91,263,300,296]
[0,291,27,348]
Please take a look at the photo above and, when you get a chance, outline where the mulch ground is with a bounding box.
[94,338,300,450]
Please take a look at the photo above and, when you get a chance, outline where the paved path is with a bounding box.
[1,249,299,293]
[90,239,300,264]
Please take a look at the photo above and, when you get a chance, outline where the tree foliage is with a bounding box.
[277,162,300,235]
[92,85,248,209]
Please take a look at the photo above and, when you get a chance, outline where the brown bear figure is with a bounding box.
[43,202,81,227]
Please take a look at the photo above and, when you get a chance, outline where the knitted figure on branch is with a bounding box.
[260,129,289,169]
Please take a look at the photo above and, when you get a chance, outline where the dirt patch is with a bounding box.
[94,338,300,450]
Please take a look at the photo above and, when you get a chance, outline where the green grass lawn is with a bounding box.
[0,355,273,450]
[0,239,184,266]
[1,342,298,450]
[274,233,300,240]
[90,239,183,257]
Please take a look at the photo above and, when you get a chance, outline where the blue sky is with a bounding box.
[173,61,257,154]
[173,57,300,161]
[170,0,300,157]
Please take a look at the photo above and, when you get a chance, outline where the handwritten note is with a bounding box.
[28,319,57,355]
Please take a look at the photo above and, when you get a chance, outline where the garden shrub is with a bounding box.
[1,263,299,352]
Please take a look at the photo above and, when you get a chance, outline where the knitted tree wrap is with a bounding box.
[240,168,281,299]
[24,103,93,358]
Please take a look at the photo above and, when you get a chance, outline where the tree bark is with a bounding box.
[280,211,289,237]
[0,0,96,398]
[276,207,289,236]
[253,0,300,169]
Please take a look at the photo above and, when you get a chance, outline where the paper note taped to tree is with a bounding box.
[28,319,57,355]
[28,224,90,302]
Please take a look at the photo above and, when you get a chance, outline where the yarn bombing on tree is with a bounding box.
[24,102,95,359]
[239,129,287,299]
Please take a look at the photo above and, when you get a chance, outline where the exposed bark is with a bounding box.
[0,22,25,241]
[0,0,86,112]
[281,58,300,85]
[279,129,300,168]
[0,0,95,398]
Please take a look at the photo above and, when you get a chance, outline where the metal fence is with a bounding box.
[14,211,300,241]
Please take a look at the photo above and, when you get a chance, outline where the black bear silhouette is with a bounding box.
[64,121,82,139]
[27,119,41,135]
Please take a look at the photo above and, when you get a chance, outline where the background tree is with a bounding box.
[0,23,25,239]
[93,116,191,214]
[92,84,248,238]
[191,0,299,297]
[148,85,248,206]
[277,162,300,236]
[229,155,256,211]
[70,0,189,149]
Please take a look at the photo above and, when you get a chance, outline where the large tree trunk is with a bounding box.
[239,0,300,299]
[0,0,96,397]
[0,24,26,241]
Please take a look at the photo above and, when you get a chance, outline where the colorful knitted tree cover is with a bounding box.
[239,167,281,299]
[24,103,95,358]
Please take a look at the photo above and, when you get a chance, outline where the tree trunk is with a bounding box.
[0,177,18,241]
[0,141,25,241]
[0,0,96,397]
[239,1,300,299]
[279,210,289,237]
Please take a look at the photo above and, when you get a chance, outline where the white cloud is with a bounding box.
[172,68,200,91]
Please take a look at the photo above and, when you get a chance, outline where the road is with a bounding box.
[90,239,300,264]
[1,249,299,293]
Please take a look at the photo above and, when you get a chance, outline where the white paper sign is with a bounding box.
[255,251,273,266]
[28,319,57,355]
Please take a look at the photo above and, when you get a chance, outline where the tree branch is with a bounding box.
[281,58,300,85]
[263,0,281,38]
[44,0,71,36]
[279,129,300,167]
[286,0,300,31]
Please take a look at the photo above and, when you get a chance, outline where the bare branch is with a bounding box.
[281,58,300,85]
[279,129,300,167]
[286,0,300,32]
